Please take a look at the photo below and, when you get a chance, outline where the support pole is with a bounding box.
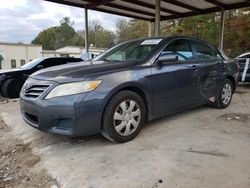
[84,6,89,53]
[219,9,225,50]
[154,0,160,36]
[148,21,152,37]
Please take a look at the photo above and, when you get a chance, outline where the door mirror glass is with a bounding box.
[158,53,178,64]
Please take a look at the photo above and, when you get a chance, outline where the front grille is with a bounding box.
[24,85,50,98]
[23,79,52,99]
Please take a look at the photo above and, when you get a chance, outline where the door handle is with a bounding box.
[192,65,198,71]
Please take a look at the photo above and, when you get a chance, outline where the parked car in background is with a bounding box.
[20,37,239,143]
[0,57,83,98]
[235,52,250,82]
[80,52,96,61]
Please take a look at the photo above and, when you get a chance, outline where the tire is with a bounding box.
[214,79,233,109]
[1,78,23,98]
[102,90,146,143]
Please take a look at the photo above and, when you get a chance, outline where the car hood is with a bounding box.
[31,61,133,82]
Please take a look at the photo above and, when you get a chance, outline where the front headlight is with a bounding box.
[45,80,102,99]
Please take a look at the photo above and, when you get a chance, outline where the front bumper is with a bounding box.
[20,79,107,136]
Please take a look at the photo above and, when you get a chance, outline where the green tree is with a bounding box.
[115,18,148,43]
[53,17,77,49]
[224,8,250,57]
[160,8,250,57]
[88,20,115,48]
[32,17,85,50]
[32,27,57,50]
[161,13,220,47]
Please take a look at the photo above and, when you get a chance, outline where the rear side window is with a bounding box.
[193,41,218,60]
[161,39,194,61]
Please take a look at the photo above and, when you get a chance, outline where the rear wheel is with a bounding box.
[214,79,233,109]
[102,90,145,143]
[1,78,23,98]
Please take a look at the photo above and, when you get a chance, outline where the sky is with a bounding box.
[0,0,128,43]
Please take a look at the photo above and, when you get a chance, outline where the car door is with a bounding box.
[151,39,202,116]
[191,40,225,100]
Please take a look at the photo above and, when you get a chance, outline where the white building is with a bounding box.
[0,42,106,70]
[41,46,105,58]
[0,43,42,69]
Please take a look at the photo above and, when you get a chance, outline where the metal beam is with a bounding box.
[160,2,250,20]
[160,7,220,20]
[125,0,181,16]
[155,0,160,36]
[86,0,115,9]
[45,0,86,8]
[93,7,151,20]
[84,7,89,53]
[148,21,152,37]
[104,4,155,17]
[219,9,225,50]
[161,0,201,13]
[203,0,225,9]
[45,0,250,22]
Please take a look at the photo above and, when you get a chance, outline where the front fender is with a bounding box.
[0,74,7,90]
[100,80,154,122]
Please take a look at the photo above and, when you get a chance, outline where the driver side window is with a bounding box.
[161,40,194,61]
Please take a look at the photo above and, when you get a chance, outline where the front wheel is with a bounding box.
[1,78,23,98]
[214,79,233,109]
[102,90,145,143]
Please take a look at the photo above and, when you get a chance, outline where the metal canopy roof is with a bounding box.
[45,0,250,21]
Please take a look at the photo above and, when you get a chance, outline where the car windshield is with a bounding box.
[21,58,44,69]
[94,39,163,62]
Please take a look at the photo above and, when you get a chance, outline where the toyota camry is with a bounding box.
[20,37,239,143]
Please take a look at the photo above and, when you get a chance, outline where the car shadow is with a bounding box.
[239,82,250,87]
[143,104,210,130]
[38,104,211,146]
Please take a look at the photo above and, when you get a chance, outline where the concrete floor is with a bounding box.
[0,85,250,188]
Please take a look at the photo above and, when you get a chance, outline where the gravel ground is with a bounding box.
[0,85,250,188]
[0,119,59,188]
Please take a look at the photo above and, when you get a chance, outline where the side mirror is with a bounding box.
[37,65,44,70]
[157,53,178,64]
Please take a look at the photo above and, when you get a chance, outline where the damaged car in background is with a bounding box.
[20,36,239,143]
[235,52,250,82]
[0,57,83,98]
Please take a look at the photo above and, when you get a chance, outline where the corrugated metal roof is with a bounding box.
[45,0,250,21]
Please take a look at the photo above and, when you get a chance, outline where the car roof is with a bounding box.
[124,36,213,46]
[43,57,80,59]
[237,52,250,58]
[39,57,82,61]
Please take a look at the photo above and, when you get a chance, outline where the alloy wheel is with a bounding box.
[222,83,232,105]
